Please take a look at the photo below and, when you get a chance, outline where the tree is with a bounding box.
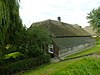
[0,0,10,46]
[25,26,51,58]
[0,0,24,55]
[87,7,100,33]
[6,0,23,45]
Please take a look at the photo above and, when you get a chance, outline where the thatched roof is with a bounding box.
[53,36,95,50]
[30,20,95,51]
[84,26,97,36]
[30,19,90,36]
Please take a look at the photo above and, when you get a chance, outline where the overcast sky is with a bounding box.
[19,0,100,28]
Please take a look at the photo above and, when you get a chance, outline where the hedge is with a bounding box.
[0,54,50,75]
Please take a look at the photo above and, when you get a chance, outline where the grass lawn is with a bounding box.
[17,45,100,75]
[18,56,100,75]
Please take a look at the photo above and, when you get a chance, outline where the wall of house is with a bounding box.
[56,37,95,57]
[53,42,59,57]
[59,43,92,57]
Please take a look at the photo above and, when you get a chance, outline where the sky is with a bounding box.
[19,0,100,28]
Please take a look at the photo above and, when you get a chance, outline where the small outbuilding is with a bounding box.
[31,19,95,58]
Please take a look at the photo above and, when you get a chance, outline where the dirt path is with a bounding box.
[91,54,100,58]
[51,53,100,63]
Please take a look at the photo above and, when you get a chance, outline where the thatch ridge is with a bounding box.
[30,19,90,36]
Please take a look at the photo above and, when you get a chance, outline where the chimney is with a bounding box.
[57,17,61,22]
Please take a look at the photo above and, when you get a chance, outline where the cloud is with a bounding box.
[19,0,100,28]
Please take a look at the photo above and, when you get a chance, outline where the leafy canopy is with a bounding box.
[0,0,25,55]
[87,7,100,33]
[26,26,51,58]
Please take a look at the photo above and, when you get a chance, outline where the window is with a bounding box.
[48,44,53,54]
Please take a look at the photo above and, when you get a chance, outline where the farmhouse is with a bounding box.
[84,26,100,37]
[30,18,95,58]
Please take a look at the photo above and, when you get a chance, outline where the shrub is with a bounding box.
[0,54,50,75]
[0,52,25,65]
[94,37,100,45]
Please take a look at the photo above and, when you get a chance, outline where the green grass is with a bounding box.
[18,56,100,75]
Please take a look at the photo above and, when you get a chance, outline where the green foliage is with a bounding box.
[0,0,24,55]
[0,0,10,45]
[0,0,20,44]
[5,52,24,61]
[0,1,51,75]
[0,55,50,75]
[94,37,100,45]
[28,26,51,46]
[9,26,28,54]
[0,52,23,59]
[0,52,25,65]
[87,7,100,33]
[25,26,51,58]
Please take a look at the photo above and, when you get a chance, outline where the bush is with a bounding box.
[94,37,100,45]
[0,52,25,65]
[0,54,50,75]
